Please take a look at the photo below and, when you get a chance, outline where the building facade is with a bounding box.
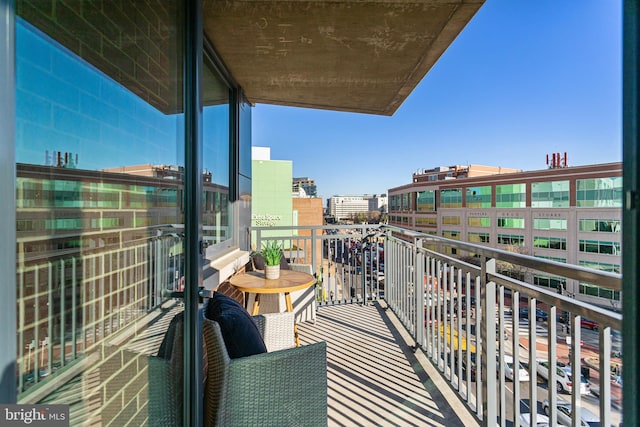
[252,148,294,241]
[293,177,318,197]
[388,163,623,308]
[329,194,388,221]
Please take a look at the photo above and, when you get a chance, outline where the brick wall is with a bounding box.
[293,198,323,267]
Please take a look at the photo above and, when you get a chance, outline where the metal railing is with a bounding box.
[253,224,623,427]
[252,224,385,305]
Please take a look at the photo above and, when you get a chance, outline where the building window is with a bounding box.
[579,283,621,300]
[533,218,568,230]
[579,260,621,274]
[442,230,460,240]
[496,183,526,208]
[576,177,623,207]
[415,216,437,227]
[416,190,435,212]
[533,236,567,250]
[441,215,460,225]
[497,234,525,246]
[533,275,566,291]
[497,217,525,228]
[402,193,410,211]
[466,186,492,208]
[440,188,462,208]
[466,186,491,208]
[578,219,621,233]
[579,239,621,255]
[389,195,398,212]
[467,217,490,227]
[468,232,490,243]
[531,180,569,208]
[536,255,567,263]
[578,262,621,299]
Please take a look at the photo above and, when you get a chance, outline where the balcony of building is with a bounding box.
[14,223,622,426]
[256,224,623,427]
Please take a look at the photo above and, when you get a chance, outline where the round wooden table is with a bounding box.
[229,269,316,346]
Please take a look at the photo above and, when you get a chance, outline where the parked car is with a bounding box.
[502,354,530,382]
[542,398,600,426]
[519,307,548,321]
[580,318,599,330]
[518,412,557,427]
[536,360,591,395]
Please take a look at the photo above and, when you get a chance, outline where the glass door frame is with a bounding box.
[0,0,17,404]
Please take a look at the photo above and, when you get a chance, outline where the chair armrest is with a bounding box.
[222,342,327,427]
[252,312,295,351]
[288,263,314,275]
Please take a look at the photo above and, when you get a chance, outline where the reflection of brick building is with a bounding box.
[15,162,226,393]
[17,163,225,266]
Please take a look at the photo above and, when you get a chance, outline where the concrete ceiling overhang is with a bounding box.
[203,0,484,115]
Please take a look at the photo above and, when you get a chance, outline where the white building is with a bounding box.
[329,194,387,220]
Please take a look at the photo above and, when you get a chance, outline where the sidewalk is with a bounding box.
[518,335,622,409]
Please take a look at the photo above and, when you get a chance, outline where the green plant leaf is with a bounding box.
[260,240,282,266]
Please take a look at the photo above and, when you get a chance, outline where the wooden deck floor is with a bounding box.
[297,301,479,427]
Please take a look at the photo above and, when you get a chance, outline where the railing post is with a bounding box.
[415,236,424,348]
[385,229,394,307]
[481,257,497,425]
[599,326,612,427]
[311,227,317,276]
[361,230,366,305]
[255,228,261,252]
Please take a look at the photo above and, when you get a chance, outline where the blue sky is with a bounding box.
[252,1,623,202]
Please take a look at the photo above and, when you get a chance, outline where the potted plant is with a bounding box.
[261,240,282,279]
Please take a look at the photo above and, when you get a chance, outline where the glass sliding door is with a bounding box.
[14,1,188,424]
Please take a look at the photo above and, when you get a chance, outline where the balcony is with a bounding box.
[15,224,622,426]
[256,224,623,426]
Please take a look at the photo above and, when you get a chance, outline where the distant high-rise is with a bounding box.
[328,194,388,221]
[293,177,317,197]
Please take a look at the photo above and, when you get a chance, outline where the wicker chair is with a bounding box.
[203,312,327,426]
[151,311,327,427]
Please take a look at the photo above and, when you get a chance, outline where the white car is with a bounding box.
[536,360,590,395]
[519,412,552,427]
[503,354,530,382]
[542,398,600,426]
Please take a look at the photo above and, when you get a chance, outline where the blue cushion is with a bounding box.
[204,292,267,358]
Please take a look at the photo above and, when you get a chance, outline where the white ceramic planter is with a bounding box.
[265,265,280,280]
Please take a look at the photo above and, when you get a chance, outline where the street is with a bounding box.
[444,309,622,426]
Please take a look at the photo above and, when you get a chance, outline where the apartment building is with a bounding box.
[293,177,318,198]
[388,162,622,308]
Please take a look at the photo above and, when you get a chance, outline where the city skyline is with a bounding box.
[252,1,623,203]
